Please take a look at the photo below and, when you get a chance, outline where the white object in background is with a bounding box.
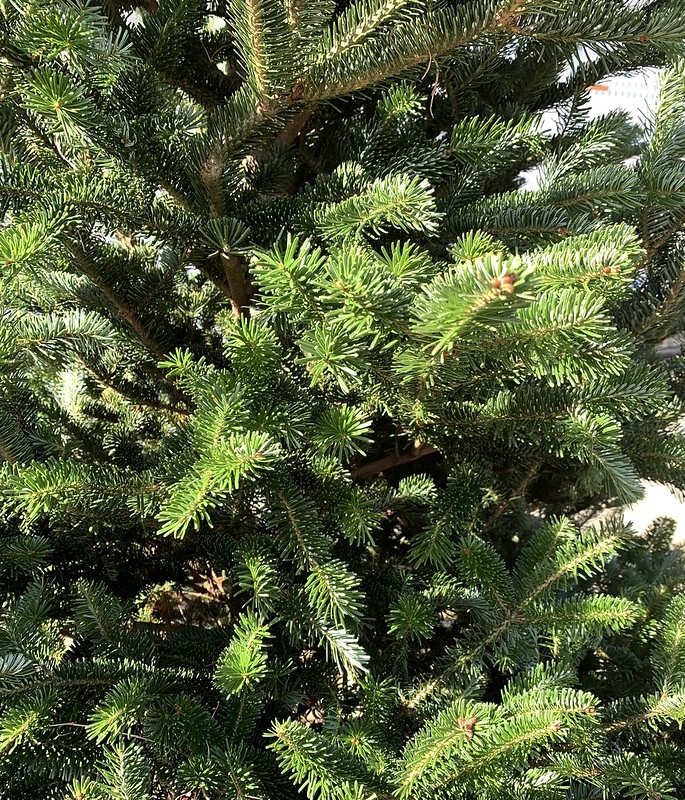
[624,480,685,544]
[587,69,661,122]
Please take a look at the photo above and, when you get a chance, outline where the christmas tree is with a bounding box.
[2,0,685,797]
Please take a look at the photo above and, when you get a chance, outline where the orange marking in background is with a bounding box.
[588,85,610,91]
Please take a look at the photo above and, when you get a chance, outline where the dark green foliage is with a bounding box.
[1,0,685,798]
[3,516,685,799]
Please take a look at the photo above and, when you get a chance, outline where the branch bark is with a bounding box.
[277,110,311,147]
[220,253,251,317]
[351,442,439,480]
[201,154,252,317]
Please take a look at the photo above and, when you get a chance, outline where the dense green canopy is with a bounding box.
[1,1,685,798]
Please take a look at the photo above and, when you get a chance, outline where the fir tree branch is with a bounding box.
[133,0,235,110]
[198,260,233,302]
[303,1,510,102]
[63,238,193,405]
[484,461,542,528]
[645,212,685,257]
[520,527,628,608]
[62,238,168,362]
[603,693,675,734]
[0,182,185,237]
[13,107,75,169]
[244,0,270,102]
[78,358,191,416]
[0,678,117,700]
[200,152,226,218]
[431,722,562,790]
[0,438,18,465]
[634,262,685,340]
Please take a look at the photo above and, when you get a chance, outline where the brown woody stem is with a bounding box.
[352,443,439,480]
[220,253,251,317]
